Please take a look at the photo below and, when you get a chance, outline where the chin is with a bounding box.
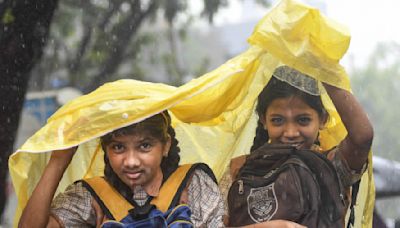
[124,179,141,188]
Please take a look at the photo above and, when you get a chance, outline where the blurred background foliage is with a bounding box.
[29,0,271,93]
[350,42,400,161]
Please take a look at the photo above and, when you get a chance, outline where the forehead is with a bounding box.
[110,131,158,142]
[266,96,318,116]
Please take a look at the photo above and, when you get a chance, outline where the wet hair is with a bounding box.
[100,111,180,200]
[250,73,328,152]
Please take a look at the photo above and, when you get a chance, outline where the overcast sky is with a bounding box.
[209,0,400,69]
[327,0,400,68]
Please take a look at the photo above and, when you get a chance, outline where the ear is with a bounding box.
[163,135,172,157]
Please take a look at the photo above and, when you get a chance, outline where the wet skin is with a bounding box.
[105,133,171,191]
[262,96,325,150]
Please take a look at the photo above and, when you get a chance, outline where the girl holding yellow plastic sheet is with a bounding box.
[222,65,373,227]
[17,111,226,227]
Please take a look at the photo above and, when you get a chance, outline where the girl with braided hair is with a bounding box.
[221,65,373,227]
[18,111,225,227]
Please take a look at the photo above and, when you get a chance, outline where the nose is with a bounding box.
[124,150,141,168]
[283,123,300,139]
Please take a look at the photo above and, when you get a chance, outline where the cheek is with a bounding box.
[305,126,320,140]
[265,125,281,138]
[107,153,122,170]
[141,153,163,169]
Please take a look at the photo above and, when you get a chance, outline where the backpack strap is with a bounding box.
[166,163,217,209]
[82,163,214,221]
[294,149,346,223]
[152,163,193,212]
[81,176,131,221]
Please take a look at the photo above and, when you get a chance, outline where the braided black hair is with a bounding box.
[250,120,269,152]
[161,122,180,179]
[250,73,328,152]
[101,111,180,201]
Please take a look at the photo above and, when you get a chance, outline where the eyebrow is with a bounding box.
[267,113,313,118]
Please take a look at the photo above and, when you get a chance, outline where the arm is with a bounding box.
[323,83,373,170]
[18,147,77,228]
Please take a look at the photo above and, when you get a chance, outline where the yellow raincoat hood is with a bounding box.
[9,0,374,227]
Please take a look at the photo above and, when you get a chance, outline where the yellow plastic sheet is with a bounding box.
[9,0,374,227]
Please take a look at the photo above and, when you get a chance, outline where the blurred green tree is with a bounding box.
[0,0,59,219]
[30,0,234,92]
[350,42,400,161]
[30,0,272,91]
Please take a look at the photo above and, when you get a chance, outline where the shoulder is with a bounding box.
[190,168,216,184]
[188,163,217,182]
[187,164,219,193]
[51,181,96,227]
[185,164,225,227]
[53,181,92,203]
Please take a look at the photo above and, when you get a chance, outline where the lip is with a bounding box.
[124,171,142,180]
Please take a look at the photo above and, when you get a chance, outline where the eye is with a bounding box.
[139,142,153,152]
[109,143,125,153]
[270,117,284,126]
[297,116,311,126]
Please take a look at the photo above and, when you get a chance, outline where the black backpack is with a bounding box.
[227,143,347,228]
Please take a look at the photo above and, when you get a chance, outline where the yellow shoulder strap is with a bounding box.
[83,177,132,221]
[83,164,194,221]
[151,164,193,212]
